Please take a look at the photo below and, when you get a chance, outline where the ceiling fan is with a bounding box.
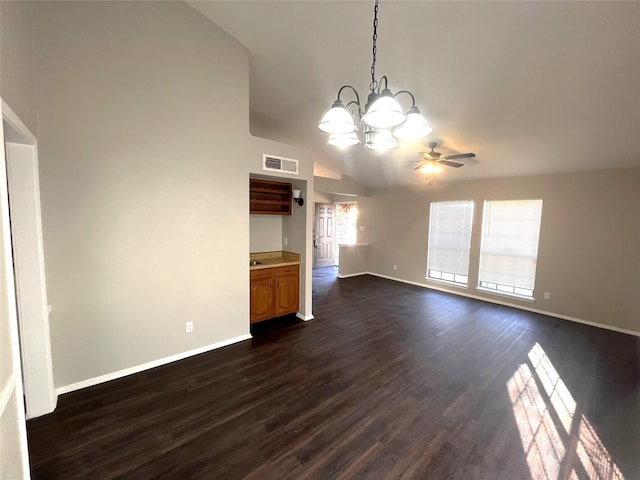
[393,142,476,173]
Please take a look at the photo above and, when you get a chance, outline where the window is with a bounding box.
[335,203,358,264]
[336,204,358,245]
[478,199,543,299]
[426,201,474,286]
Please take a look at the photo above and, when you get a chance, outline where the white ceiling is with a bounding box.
[190,1,640,189]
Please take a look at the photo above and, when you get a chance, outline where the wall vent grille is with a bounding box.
[262,154,299,175]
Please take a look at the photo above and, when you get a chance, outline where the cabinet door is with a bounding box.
[250,274,275,323]
[275,267,299,316]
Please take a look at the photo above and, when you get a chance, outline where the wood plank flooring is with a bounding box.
[27,268,640,479]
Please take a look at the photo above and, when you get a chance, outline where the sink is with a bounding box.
[250,260,263,266]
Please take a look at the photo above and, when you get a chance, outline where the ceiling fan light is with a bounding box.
[420,163,434,174]
[364,128,398,151]
[393,109,433,140]
[420,161,442,175]
[318,100,357,134]
[328,132,360,147]
[362,90,406,129]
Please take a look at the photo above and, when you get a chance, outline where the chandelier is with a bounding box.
[317,0,433,150]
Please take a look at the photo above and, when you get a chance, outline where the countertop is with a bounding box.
[250,251,301,270]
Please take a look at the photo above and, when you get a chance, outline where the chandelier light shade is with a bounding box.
[317,0,432,150]
[361,90,406,129]
[317,100,357,134]
[393,106,433,140]
[328,132,361,147]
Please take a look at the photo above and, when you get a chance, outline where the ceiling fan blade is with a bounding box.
[438,160,464,168]
[413,163,426,171]
[418,152,434,160]
[443,152,476,160]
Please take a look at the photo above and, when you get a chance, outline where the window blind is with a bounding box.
[427,201,474,284]
[478,199,543,294]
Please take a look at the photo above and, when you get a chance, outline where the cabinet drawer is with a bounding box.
[251,268,274,281]
[276,265,299,277]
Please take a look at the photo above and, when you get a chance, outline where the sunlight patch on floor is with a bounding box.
[507,343,624,480]
[576,417,624,480]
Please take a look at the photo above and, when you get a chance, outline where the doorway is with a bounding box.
[313,202,358,268]
[313,203,336,267]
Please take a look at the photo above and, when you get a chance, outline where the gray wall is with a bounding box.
[314,174,371,197]
[0,1,37,135]
[357,168,640,334]
[338,245,370,277]
[250,215,283,252]
[1,0,315,389]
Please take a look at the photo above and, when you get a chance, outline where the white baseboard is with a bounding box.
[366,272,640,338]
[56,334,253,395]
[297,312,315,321]
[337,271,368,279]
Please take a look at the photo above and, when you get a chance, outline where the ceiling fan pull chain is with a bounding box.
[370,0,379,92]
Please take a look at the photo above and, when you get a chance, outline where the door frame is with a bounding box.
[2,99,57,418]
[0,98,31,477]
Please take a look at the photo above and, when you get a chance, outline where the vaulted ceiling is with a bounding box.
[190,1,640,188]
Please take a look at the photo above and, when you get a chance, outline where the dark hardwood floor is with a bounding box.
[27,268,640,479]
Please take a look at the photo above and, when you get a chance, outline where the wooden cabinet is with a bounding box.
[250,268,276,323]
[275,266,299,316]
[250,178,292,215]
[250,264,299,323]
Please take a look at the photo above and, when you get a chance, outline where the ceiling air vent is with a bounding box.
[262,154,299,175]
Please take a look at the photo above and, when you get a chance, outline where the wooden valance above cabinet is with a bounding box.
[250,178,292,215]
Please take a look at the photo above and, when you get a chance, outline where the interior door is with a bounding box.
[314,203,336,267]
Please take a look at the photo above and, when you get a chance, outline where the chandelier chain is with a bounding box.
[370,0,379,92]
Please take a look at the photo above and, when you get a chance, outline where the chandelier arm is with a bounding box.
[337,85,361,106]
[393,90,417,108]
[345,100,362,119]
[379,75,389,92]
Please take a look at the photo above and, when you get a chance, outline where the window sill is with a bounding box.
[476,287,535,303]
[425,277,469,290]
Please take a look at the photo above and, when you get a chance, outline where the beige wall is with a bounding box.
[1,0,315,389]
[358,168,640,334]
[250,215,282,252]
[338,245,370,277]
[0,1,37,135]
[313,191,333,204]
[314,174,371,197]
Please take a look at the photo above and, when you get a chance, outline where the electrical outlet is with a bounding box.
[284,237,288,246]
[359,226,365,231]
[544,292,551,300]
[393,264,397,270]
[186,321,194,333]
